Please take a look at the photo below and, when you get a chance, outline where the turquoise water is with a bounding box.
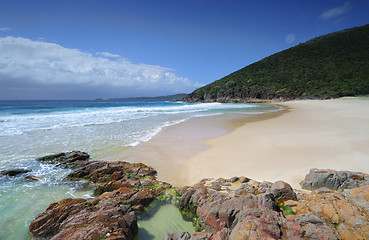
[0,100,279,239]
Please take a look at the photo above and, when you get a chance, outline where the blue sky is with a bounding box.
[0,0,368,99]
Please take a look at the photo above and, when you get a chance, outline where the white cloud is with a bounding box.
[0,36,200,99]
[96,52,121,58]
[320,2,351,19]
[0,27,11,32]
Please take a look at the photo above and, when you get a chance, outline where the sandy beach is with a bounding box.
[125,97,369,189]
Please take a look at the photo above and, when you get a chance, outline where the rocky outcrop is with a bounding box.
[300,168,369,191]
[176,178,336,240]
[29,159,171,240]
[286,187,369,239]
[29,156,369,240]
[36,151,90,168]
[1,168,31,176]
[168,169,369,240]
[29,196,138,240]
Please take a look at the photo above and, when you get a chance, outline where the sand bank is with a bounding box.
[125,97,369,188]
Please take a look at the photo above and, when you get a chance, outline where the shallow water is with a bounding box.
[136,201,195,240]
[0,100,279,239]
[0,166,92,240]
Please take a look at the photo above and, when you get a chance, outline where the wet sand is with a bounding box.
[125,97,369,189]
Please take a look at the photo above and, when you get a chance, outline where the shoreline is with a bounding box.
[122,105,288,186]
[122,97,369,189]
[186,97,369,188]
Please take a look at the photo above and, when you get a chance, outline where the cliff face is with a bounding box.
[184,24,369,102]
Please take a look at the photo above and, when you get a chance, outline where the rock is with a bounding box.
[179,188,196,211]
[270,180,298,201]
[29,160,171,240]
[178,176,338,240]
[290,187,369,239]
[300,168,369,191]
[1,169,31,176]
[229,177,239,183]
[64,161,169,197]
[30,160,369,240]
[162,231,191,240]
[25,174,40,181]
[314,187,334,194]
[344,184,369,216]
[65,161,108,180]
[66,161,156,184]
[29,198,138,240]
[36,151,90,169]
[189,232,215,240]
[238,176,250,183]
[256,181,272,194]
[295,212,325,224]
[210,182,222,191]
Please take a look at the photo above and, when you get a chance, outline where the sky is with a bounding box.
[0,0,368,100]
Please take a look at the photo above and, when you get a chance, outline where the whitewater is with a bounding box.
[0,99,278,239]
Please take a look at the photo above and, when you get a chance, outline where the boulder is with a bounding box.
[36,151,90,169]
[300,168,369,191]
[29,198,138,240]
[64,161,169,197]
[65,161,157,183]
[1,169,31,176]
[238,176,250,183]
[270,180,298,201]
[229,177,239,183]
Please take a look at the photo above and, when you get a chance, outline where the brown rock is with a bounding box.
[25,174,40,181]
[30,160,171,240]
[29,196,137,240]
[178,182,336,240]
[36,151,90,169]
[270,180,298,201]
[1,169,31,176]
[66,161,156,184]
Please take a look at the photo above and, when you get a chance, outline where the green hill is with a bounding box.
[184,24,369,102]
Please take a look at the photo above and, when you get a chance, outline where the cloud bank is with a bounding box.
[320,2,351,19]
[0,36,201,99]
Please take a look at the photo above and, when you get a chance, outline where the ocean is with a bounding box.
[0,99,279,239]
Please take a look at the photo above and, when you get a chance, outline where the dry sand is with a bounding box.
[186,97,369,188]
[125,97,369,189]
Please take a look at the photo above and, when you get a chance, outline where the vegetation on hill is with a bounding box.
[184,24,369,102]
